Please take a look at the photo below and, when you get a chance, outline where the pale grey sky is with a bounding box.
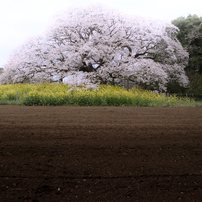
[0,0,202,67]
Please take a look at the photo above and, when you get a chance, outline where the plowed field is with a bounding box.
[0,106,202,201]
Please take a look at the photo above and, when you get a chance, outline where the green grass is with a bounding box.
[190,101,202,107]
[0,100,24,105]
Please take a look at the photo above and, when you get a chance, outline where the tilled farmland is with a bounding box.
[0,106,201,201]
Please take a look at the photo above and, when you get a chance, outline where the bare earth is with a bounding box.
[0,106,202,202]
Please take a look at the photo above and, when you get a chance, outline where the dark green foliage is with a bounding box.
[172,15,202,94]
[166,81,187,94]
[188,73,202,94]
[188,23,202,76]
[172,15,202,47]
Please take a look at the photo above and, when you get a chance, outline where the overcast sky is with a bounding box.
[0,0,202,68]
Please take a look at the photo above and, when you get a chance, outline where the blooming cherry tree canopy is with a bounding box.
[0,5,189,91]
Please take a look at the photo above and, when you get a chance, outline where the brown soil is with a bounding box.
[0,106,202,201]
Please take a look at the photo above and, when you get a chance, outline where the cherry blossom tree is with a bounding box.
[0,5,189,92]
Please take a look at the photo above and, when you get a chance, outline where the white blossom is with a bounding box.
[0,4,189,92]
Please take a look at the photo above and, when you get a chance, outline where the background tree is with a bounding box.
[172,15,202,47]
[0,5,189,92]
[172,15,202,94]
[188,23,202,75]
[187,24,202,96]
